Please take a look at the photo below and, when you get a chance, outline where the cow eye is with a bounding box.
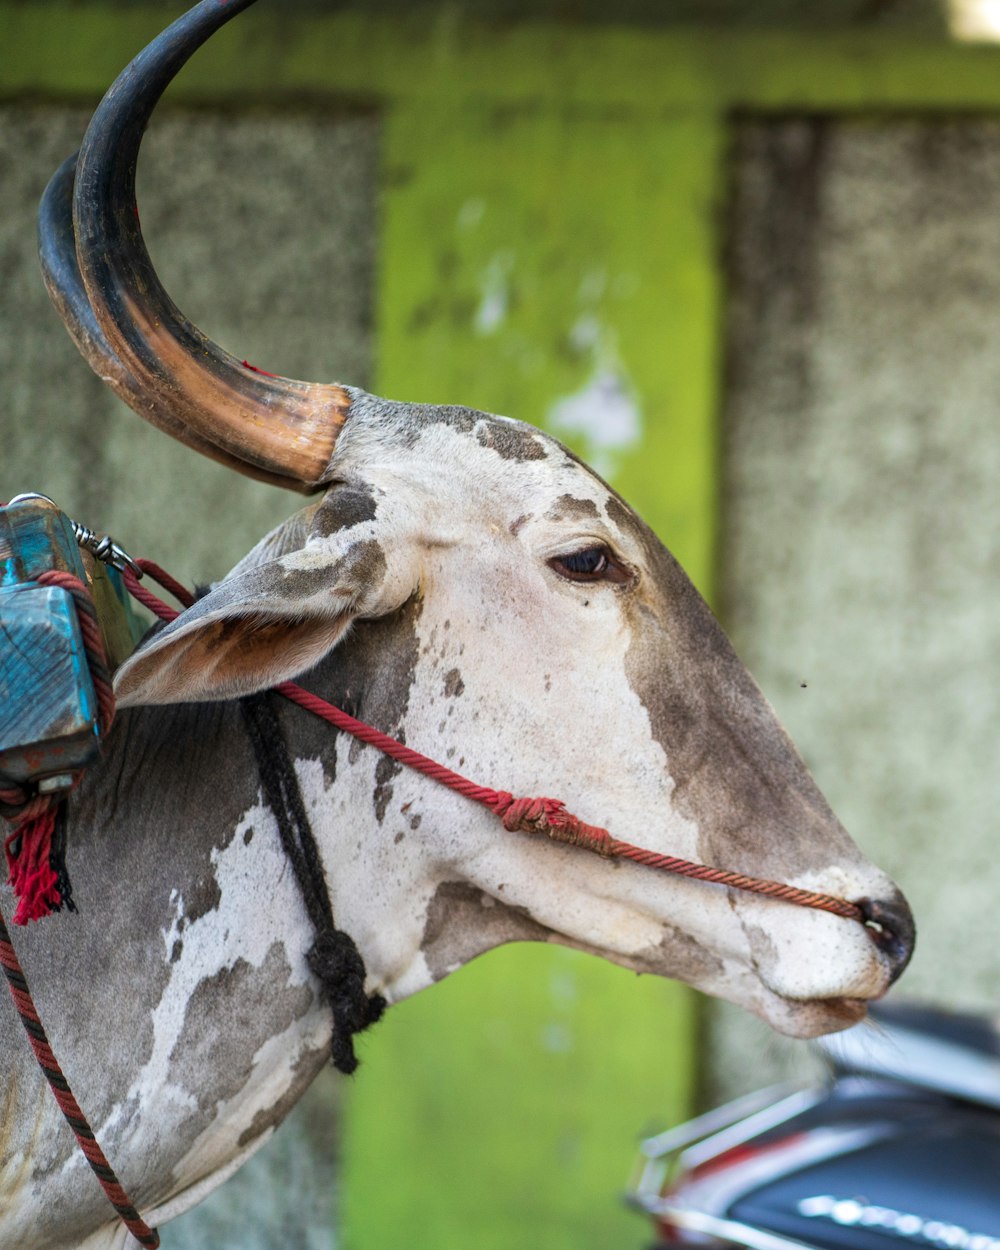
[549,546,630,584]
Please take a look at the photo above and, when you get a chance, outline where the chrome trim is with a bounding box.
[674,1124,892,1221]
[819,1021,1000,1110]
[7,492,58,507]
[629,1085,820,1215]
[639,1200,818,1250]
[639,1084,807,1160]
[681,1088,825,1171]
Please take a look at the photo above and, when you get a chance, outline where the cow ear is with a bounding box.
[114,531,398,707]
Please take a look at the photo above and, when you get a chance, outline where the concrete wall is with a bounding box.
[709,117,1000,1097]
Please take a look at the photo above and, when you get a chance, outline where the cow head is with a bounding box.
[40,0,913,1039]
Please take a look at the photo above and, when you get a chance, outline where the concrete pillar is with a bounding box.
[711,117,1000,1097]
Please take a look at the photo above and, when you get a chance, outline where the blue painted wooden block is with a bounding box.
[0,497,100,790]
[0,584,100,785]
[0,494,85,588]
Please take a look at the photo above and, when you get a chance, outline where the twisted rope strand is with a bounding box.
[36,569,116,734]
[122,560,193,620]
[275,683,862,921]
[0,905,160,1247]
[125,579,865,927]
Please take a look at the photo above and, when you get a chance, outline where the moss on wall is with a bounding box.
[8,4,1000,111]
[336,97,714,1250]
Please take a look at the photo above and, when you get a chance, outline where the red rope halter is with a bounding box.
[125,562,864,925]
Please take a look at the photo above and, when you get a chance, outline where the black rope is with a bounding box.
[49,802,76,915]
[239,693,385,1074]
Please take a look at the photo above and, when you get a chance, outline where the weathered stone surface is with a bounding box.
[711,117,1000,1098]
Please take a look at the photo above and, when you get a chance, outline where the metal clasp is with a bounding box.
[71,521,141,577]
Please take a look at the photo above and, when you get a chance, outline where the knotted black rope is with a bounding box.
[239,692,385,1074]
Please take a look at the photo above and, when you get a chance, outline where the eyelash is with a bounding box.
[548,546,631,585]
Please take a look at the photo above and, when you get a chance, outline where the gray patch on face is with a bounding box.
[547,493,600,523]
[310,594,423,820]
[604,494,634,534]
[340,538,387,595]
[243,530,390,607]
[335,390,549,463]
[310,483,379,537]
[614,494,865,885]
[652,924,726,983]
[421,881,552,982]
[474,420,547,461]
[273,537,387,601]
[442,668,465,697]
[167,943,312,1115]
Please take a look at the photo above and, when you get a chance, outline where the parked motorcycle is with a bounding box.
[628,1001,1000,1250]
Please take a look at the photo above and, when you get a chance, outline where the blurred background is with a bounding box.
[3,0,1000,1245]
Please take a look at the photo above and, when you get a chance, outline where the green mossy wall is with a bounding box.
[338,99,714,1248]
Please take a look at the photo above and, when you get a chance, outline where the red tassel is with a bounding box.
[4,805,61,924]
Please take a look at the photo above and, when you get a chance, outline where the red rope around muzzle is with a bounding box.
[125,563,864,925]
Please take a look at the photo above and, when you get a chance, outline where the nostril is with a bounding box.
[858,892,916,985]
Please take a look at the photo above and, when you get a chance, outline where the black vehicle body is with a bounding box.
[629,1002,1000,1250]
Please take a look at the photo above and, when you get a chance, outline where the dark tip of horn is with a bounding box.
[72,0,259,388]
[66,0,350,490]
[74,0,260,279]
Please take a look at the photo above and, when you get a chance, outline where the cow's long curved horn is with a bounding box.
[39,153,309,492]
[67,0,351,491]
